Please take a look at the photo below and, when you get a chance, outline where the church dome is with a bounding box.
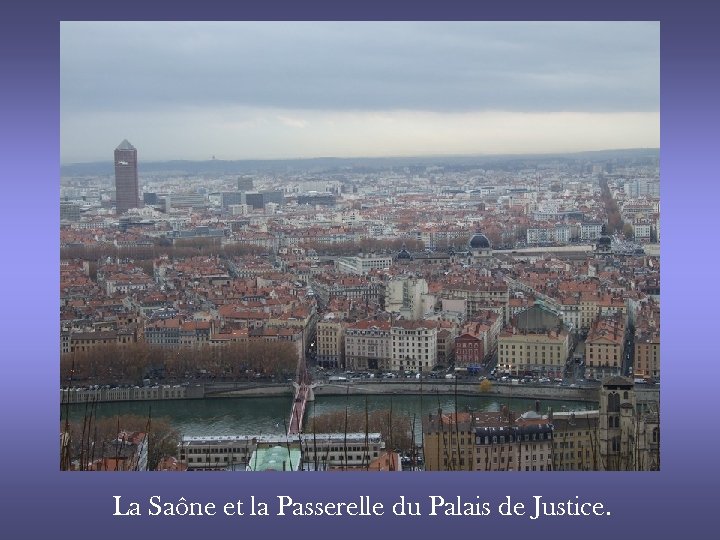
[469,233,491,249]
[396,242,412,260]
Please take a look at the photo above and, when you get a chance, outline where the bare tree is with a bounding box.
[309,409,413,455]
[63,413,180,471]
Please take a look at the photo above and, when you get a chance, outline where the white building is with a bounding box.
[580,222,604,241]
[335,254,393,274]
[527,227,554,245]
[555,225,571,243]
[633,221,652,241]
[178,433,385,471]
[390,320,438,372]
[229,204,250,216]
[385,277,430,320]
[527,225,570,245]
[344,320,392,371]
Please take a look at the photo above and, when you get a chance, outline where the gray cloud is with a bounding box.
[61,22,659,115]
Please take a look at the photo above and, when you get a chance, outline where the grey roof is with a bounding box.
[515,304,563,332]
[116,139,135,151]
[603,376,633,387]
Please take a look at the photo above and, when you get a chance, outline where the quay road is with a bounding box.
[61,378,659,409]
[208,377,658,408]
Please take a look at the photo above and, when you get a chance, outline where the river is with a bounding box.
[62,395,596,442]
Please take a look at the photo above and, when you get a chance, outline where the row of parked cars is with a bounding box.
[494,375,565,385]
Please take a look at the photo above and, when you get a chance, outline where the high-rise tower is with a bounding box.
[114,139,139,215]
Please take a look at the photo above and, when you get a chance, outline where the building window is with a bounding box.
[608,392,620,412]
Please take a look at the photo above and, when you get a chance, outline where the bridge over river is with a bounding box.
[287,360,315,435]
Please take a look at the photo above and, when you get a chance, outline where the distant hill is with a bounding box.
[60,148,659,177]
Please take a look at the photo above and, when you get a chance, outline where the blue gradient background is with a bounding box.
[2,1,717,538]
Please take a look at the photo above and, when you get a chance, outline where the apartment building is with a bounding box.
[443,279,509,322]
[316,318,345,368]
[633,332,659,379]
[390,320,438,372]
[344,319,392,371]
[335,254,393,274]
[550,411,599,471]
[423,410,554,472]
[474,421,554,472]
[585,317,625,379]
[384,276,430,320]
[497,328,569,377]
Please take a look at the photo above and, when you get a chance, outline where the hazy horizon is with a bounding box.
[61,22,659,163]
[61,146,659,167]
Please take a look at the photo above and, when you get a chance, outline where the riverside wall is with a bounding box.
[62,380,659,406]
[207,380,658,406]
[311,381,598,402]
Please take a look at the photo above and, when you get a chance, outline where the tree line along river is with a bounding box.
[62,395,596,443]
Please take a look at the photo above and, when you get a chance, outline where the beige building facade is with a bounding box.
[344,320,391,371]
[497,329,570,376]
[423,410,554,472]
[585,317,625,379]
[634,331,659,380]
[550,411,599,471]
[316,319,345,368]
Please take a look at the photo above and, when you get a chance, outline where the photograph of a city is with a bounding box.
[60,22,660,472]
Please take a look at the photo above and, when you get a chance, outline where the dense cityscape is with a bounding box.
[60,142,660,472]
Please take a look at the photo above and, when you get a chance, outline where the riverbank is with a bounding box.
[210,380,598,402]
[311,381,598,402]
[222,380,659,406]
[62,380,658,405]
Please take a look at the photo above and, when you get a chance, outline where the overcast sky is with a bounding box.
[60,21,659,163]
